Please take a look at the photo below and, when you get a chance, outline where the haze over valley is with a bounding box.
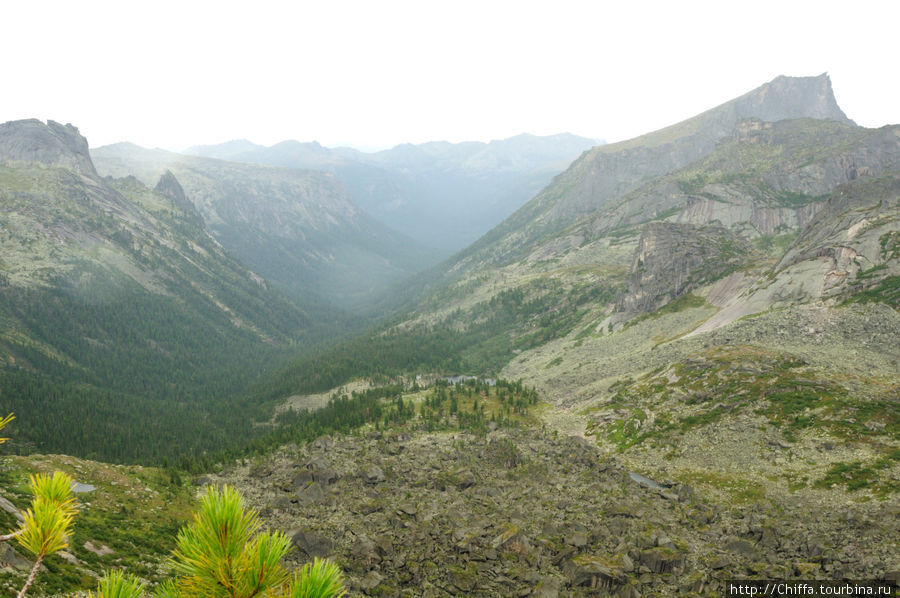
[1,71,897,596]
[0,3,898,595]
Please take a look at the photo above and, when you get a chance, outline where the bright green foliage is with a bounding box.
[27,471,79,511]
[85,570,147,598]
[0,412,13,444]
[169,485,290,597]
[81,484,347,597]
[16,472,78,556]
[7,471,77,597]
[17,494,75,557]
[2,417,345,597]
[139,484,346,598]
[286,559,347,598]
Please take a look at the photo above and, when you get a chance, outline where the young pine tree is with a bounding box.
[0,414,344,598]
[3,471,78,598]
[86,484,346,598]
[1,414,79,598]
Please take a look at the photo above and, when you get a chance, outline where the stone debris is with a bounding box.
[209,428,898,596]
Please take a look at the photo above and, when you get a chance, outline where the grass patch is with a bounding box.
[676,469,767,504]
[544,356,564,369]
[754,232,798,258]
[813,460,897,496]
[585,346,898,453]
[845,275,900,307]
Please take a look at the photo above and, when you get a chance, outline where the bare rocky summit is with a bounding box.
[0,119,97,177]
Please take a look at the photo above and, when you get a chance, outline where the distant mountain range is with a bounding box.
[185,132,602,252]
[91,143,438,309]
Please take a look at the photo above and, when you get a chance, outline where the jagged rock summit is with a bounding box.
[705,72,852,128]
[154,169,202,219]
[452,74,857,272]
[0,118,97,177]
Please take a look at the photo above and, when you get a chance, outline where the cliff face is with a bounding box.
[0,119,97,177]
[616,222,754,314]
[567,120,900,241]
[777,174,899,297]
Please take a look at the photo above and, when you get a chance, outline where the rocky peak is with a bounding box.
[154,170,200,219]
[466,75,859,270]
[727,73,853,126]
[0,119,98,177]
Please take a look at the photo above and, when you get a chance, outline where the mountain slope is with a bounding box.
[0,119,316,462]
[374,117,898,362]
[91,143,436,309]
[248,77,898,531]
[446,74,854,275]
[187,133,600,251]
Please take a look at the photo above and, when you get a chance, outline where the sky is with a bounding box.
[3,0,898,152]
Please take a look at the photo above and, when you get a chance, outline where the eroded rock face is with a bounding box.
[0,543,32,571]
[778,174,900,290]
[581,120,899,244]
[0,119,97,176]
[617,222,754,314]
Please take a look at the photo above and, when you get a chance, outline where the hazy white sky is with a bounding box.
[3,0,897,151]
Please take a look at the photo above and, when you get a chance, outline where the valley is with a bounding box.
[0,73,897,596]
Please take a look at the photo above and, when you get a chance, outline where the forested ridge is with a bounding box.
[0,160,356,464]
[0,283,295,462]
[1,257,614,466]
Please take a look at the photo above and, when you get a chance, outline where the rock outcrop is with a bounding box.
[578,120,900,241]
[617,222,754,314]
[0,119,97,177]
[154,170,201,220]
[778,174,899,273]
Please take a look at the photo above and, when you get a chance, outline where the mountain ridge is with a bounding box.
[0,119,325,462]
[185,132,602,251]
[443,74,856,277]
[91,142,437,309]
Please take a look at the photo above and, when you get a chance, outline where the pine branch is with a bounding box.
[0,529,24,542]
[16,552,44,598]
